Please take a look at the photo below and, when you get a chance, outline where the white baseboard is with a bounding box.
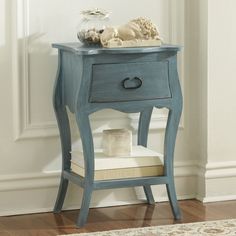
[0,171,60,191]
[197,160,236,202]
[0,160,196,216]
[2,159,236,216]
[205,161,236,179]
[202,195,236,203]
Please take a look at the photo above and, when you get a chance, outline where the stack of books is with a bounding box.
[70,145,164,180]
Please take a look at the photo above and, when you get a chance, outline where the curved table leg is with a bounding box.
[54,176,69,213]
[164,108,182,220]
[53,57,71,213]
[53,105,70,212]
[138,108,155,205]
[75,112,94,227]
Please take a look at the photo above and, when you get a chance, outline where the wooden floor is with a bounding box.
[1,199,236,236]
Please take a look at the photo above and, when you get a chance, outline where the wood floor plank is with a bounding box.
[0,200,236,235]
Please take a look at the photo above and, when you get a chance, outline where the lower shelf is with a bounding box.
[71,163,164,181]
[63,170,168,190]
[70,145,164,181]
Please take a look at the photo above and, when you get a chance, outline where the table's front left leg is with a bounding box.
[164,107,182,220]
[138,108,155,205]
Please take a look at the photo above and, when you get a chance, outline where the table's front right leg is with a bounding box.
[74,111,95,227]
[164,107,182,220]
[138,108,155,205]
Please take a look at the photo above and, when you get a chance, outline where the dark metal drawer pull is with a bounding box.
[122,77,143,89]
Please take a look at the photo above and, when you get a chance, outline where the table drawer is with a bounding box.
[89,61,171,103]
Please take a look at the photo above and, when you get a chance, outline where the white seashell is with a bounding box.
[100,17,161,47]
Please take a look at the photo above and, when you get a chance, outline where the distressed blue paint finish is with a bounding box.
[138,108,155,205]
[53,51,71,213]
[90,61,171,102]
[52,43,180,55]
[74,112,94,227]
[52,43,182,227]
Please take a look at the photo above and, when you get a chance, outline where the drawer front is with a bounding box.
[89,61,171,103]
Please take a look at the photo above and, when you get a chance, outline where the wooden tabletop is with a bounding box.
[52,42,181,55]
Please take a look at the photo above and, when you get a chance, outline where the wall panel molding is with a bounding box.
[12,0,127,140]
[12,0,58,140]
[3,159,236,216]
[12,0,185,140]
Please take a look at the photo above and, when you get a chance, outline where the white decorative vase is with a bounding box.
[77,9,110,45]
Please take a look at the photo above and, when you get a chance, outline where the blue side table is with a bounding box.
[52,43,183,227]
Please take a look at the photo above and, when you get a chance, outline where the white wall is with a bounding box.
[184,0,209,200]
[0,0,193,215]
[208,0,236,163]
[5,0,232,216]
